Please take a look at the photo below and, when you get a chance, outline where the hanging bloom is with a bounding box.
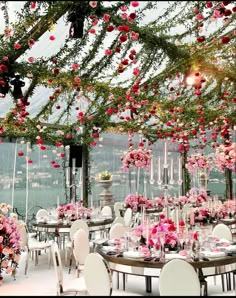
[14,43,21,49]
[214,143,236,172]
[185,153,212,174]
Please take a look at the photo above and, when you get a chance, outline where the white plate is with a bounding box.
[91,219,104,223]
[102,246,117,252]
[123,251,145,259]
[202,251,225,259]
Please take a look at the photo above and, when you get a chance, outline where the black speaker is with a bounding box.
[69,145,83,167]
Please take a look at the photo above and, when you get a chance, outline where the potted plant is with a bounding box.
[98,171,112,181]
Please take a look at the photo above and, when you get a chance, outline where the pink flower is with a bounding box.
[131,31,139,40]
[89,1,97,8]
[105,49,112,56]
[131,1,139,7]
[132,67,140,76]
[49,35,55,40]
[103,14,110,22]
[14,43,21,49]
[72,63,79,70]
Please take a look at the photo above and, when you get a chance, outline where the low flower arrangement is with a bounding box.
[185,153,211,175]
[125,193,153,211]
[121,146,152,172]
[133,214,184,251]
[0,203,21,284]
[187,188,208,206]
[193,206,228,224]
[57,202,91,222]
[214,142,236,172]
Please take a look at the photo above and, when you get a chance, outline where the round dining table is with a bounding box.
[32,217,114,243]
[96,243,236,295]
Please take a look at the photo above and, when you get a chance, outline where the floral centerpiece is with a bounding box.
[57,202,91,222]
[125,193,153,211]
[121,146,152,172]
[214,142,236,172]
[187,188,208,206]
[185,153,211,175]
[98,171,112,181]
[193,206,228,224]
[0,203,21,284]
[133,214,184,251]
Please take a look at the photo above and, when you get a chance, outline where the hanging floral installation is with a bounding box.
[121,145,152,171]
[185,153,212,175]
[214,142,236,172]
[0,0,234,154]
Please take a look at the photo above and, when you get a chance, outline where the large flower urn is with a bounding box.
[97,179,113,208]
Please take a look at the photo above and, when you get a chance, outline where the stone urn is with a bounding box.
[97,180,113,208]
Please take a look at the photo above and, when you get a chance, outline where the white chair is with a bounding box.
[36,209,49,221]
[65,220,89,271]
[212,223,233,241]
[92,221,126,252]
[123,208,132,227]
[109,223,127,240]
[211,223,235,291]
[83,253,141,296]
[114,202,123,217]
[159,259,201,296]
[18,223,52,275]
[112,216,125,226]
[101,205,112,217]
[73,229,90,277]
[51,241,86,296]
[131,212,140,227]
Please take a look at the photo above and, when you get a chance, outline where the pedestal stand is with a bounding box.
[98,180,113,208]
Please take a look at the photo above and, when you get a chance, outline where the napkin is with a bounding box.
[202,251,225,259]
[123,251,145,259]
[102,246,117,252]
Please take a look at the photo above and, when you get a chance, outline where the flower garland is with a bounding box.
[185,153,211,175]
[214,142,236,172]
[121,147,152,172]
[0,203,21,284]
[125,193,153,211]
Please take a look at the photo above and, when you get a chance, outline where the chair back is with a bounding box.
[212,223,232,241]
[51,241,63,294]
[159,259,201,296]
[84,253,112,296]
[112,216,125,226]
[70,219,89,240]
[109,223,127,240]
[18,223,29,249]
[170,209,176,224]
[113,202,123,217]
[36,209,49,221]
[101,206,112,217]
[123,208,132,227]
[133,212,140,226]
[73,229,90,265]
